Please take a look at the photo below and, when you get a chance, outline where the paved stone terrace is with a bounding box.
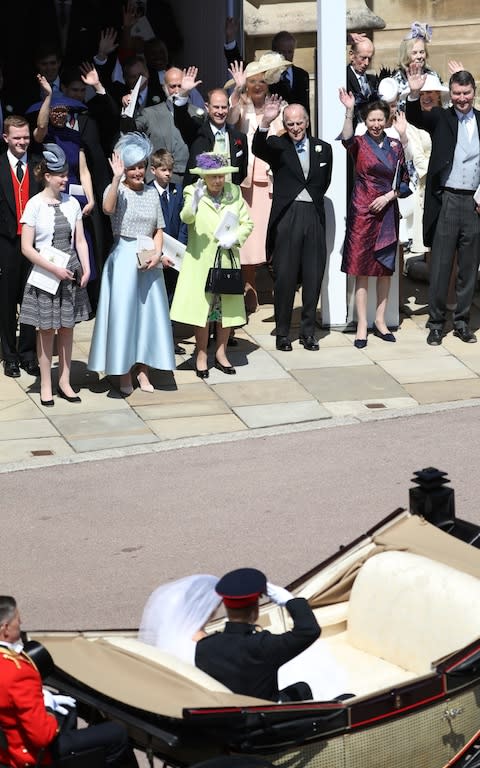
[2,274,480,470]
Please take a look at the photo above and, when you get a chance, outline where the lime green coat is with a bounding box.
[170,183,253,329]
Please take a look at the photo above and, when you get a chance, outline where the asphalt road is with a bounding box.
[4,402,480,632]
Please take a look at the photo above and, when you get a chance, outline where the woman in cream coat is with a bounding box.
[171,153,253,378]
[227,54,288,313]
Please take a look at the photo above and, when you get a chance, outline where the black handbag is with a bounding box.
[205,247,244,295]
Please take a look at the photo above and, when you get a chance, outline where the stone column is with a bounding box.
[318,0,348,327]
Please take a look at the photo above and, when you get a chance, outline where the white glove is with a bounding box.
[43,689,76,715]
[218,233,237,249]
[191,179,206,213]
[267,581,294,606]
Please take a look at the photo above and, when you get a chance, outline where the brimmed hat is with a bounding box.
[216,568,267,609]
[378,77,400,104]
[42,143,68,173]
[26,94,87,114]
[114,132,152,168]
[189,152,237,176]
[225,51,291,89]
[420,73,449,93]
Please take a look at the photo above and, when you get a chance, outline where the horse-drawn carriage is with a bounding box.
[29,470,480,768]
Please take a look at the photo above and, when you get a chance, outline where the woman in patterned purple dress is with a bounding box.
[339,88,411,347]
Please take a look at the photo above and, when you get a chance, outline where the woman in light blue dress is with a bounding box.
[88,133,175,394]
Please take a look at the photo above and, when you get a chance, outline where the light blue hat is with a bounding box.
[115,132,153,168]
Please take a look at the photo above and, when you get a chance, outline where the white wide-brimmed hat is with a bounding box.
[420,73,449,92]
[225,51,291,89]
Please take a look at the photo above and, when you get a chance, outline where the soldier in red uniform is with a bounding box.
[0,596,136,768]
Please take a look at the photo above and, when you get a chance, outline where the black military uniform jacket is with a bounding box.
[195,597,320,701]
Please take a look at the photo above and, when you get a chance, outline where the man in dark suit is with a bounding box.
[105,54,165,115]
[182,88,248,187]
[195,568,320,702]
[346,38,378,126]
[269,31,310,114]
[0,116,40,378]
[252,98,332,352]
[406,69,480,346]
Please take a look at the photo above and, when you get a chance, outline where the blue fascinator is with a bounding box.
[115,132,153,168]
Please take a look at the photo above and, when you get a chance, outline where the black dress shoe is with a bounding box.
[20,360,40,376]
[195,367,209,379]
[453,327,477,343]
[299,335,320,351]
[276,336,292,351]
[4,361,20,378]
[57,386,81,403]
[426,328,443,346]
[214,359,236,375]
[174,344,186,355]
[372,323,396,342]
[40,398,55,407]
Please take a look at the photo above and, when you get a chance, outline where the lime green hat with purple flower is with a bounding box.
[189,152,237,176]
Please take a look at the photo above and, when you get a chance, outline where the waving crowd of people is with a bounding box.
[1,3,479,406]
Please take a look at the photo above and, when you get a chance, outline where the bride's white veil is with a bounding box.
[138,574,221,663]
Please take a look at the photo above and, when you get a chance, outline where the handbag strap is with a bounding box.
[215,247,239,269]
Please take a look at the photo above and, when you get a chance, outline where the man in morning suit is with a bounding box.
[195,568,320,702]
[0,595,135,767]
[252,99,332,352]
[0,116,40,378]
[406,69,480,346]
[182,88,248,187]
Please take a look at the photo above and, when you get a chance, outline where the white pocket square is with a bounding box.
[235,150,243,157]
[319,162,327,167]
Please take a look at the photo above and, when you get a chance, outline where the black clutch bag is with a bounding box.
[205,247,244,295]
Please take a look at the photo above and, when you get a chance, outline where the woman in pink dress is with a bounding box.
[227,54,288,313]
[339,88,410,347]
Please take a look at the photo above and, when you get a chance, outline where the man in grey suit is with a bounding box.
[123,67,205,183]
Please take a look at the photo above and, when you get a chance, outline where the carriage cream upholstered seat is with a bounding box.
[312,550,480,698]
[103,637,232,692]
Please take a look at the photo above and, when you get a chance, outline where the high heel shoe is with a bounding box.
[214,359,236,375]
[57,385,81,403]
[40,398,55,407]
[195,367,209,379]
[136,373,154,392]
[372,323,396,343]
